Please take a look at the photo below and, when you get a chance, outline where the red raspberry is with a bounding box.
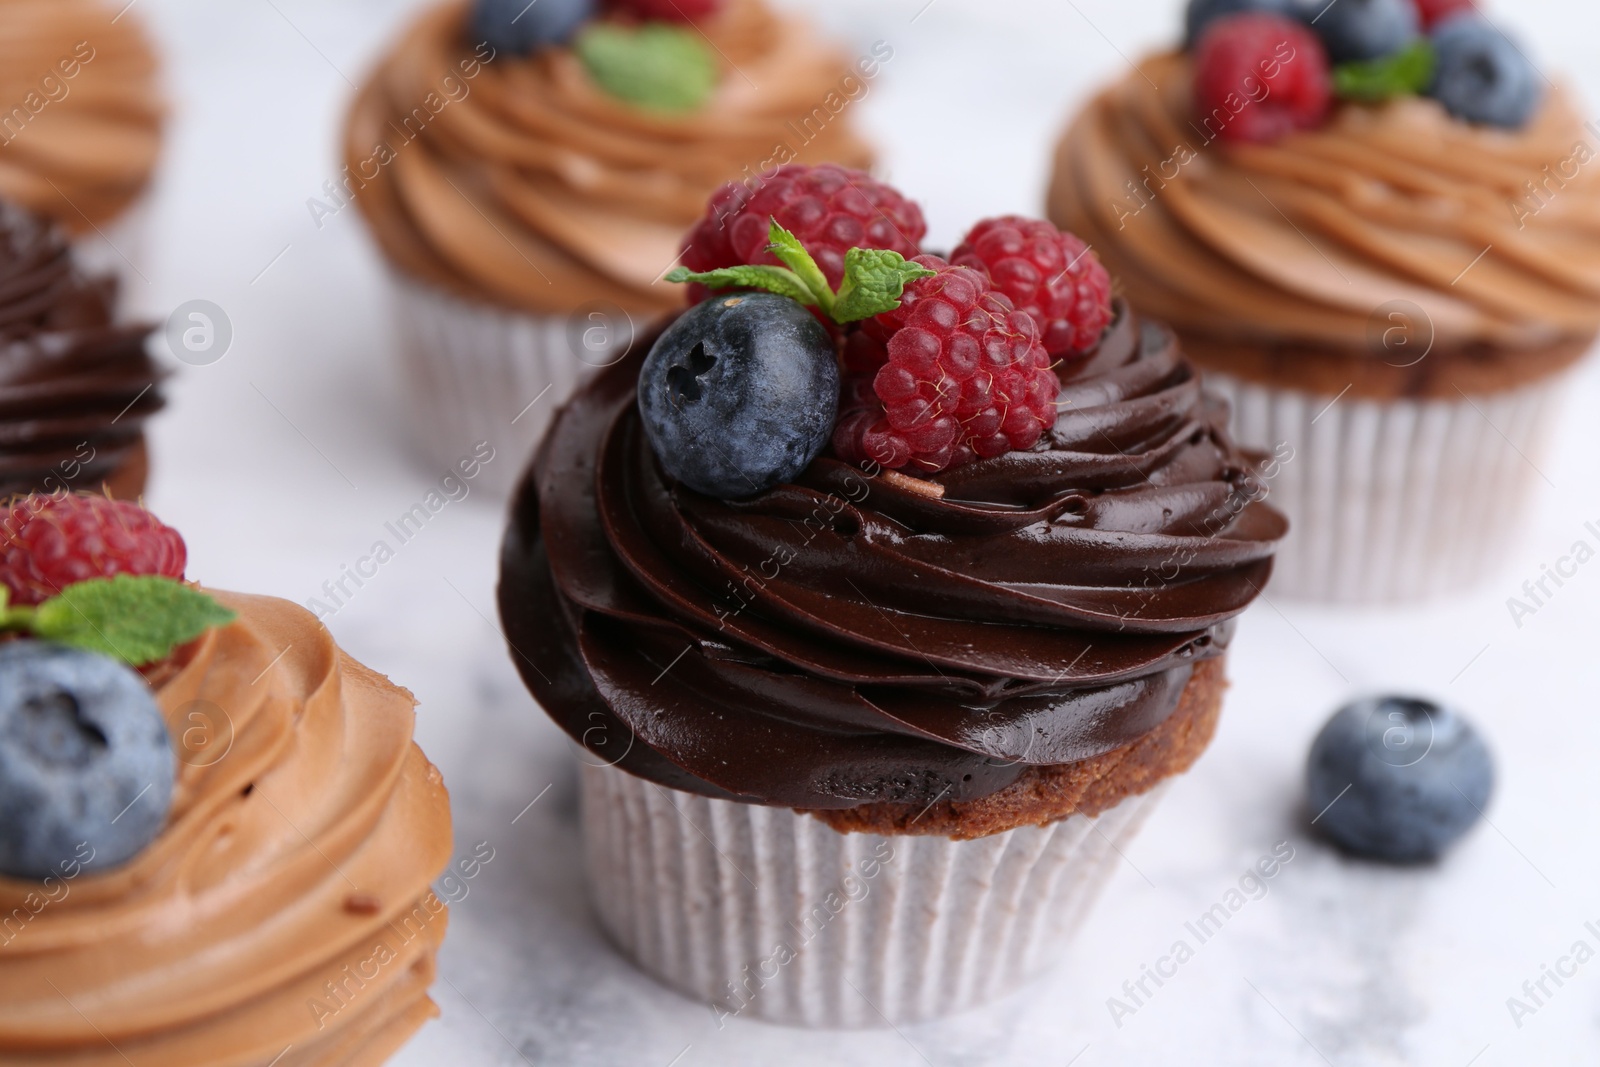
[833,257,1058,474]
[1193,14,1332,144]
[0,494,186,606]
[951,216,1113,358]
[679,164,926,297]
[607,0,724,22]
[1412,0,1474,29]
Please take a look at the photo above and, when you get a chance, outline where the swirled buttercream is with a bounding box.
[1050,51,1600,355]
[344,0,875,314]
[0,0,163,231]
[499,302,1285,813]
[0,592,453,1067]
[0,201,161,499]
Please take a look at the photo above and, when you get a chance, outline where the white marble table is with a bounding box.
[130,0,1600,1062]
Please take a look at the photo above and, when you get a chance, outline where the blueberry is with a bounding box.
[638,293,839,500]
[1427,14,1543,129]
[0,643,174,879]
[1309,0,1418,63]
[1185,0,1305,48]
[1307,696,1493,863]
[469,0,596,55]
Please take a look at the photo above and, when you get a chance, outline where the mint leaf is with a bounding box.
[832,248,937,323]
[663,264,818,305]
[663,218,932,325]
[576,24,717,113]
[765,220,836,314]
[31,576,236,666]
[1335,40,1435,102]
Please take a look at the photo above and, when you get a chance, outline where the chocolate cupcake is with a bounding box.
[500,168,1284,1025]
[0,494,453,1065]
[344,0,878,492]
[0,0,165,306]
[1049,3,1600,601]
[0,201,162,499]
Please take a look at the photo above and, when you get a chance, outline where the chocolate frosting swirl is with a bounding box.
[0,201,161,497]
[345,0,874,315]
[0,593,453,1066]
[1050,51,1600,353]
[0,0,164,231]
[500,302,1287,809]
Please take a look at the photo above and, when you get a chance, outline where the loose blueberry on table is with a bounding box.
[1306,696,1494,863]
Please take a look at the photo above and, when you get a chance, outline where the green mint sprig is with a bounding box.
[0,576,236,666]
[666,219,935,324]
[577,23,718,113]
[1334,40,1436,103]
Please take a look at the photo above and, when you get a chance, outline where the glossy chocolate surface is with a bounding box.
[0,203,161,497]
[500,302,1286,808]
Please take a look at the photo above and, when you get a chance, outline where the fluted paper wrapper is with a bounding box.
[1205,371,1567,603]
[580,758,1168,1028]
[388,271,628,495]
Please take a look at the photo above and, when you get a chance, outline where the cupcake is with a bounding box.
[1049,1,1600,602]
[0,494,453,1064]
[499,166,1284,1025]
[0,0,165,306]
[343,0,877,493]
[0,201,163,500]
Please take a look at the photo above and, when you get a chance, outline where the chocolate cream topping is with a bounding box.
[0,592,453,1067]
[1050,51,1600,354]
[500,302,1286,809]
[345,0,874,315]
[0,202,162,498]
[0,0,164,231]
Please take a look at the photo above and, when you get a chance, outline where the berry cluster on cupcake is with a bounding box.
[1188,0,1539,141]
[344,0,878,493]
[661,164,1115,487]
[0,493,452,1065]
[1051,1,1600,602]
[501,164,1284,1026]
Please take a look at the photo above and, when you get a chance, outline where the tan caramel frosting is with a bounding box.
[0,592,453,1067]
[0,0,164,233]
[344,0,874,314]
[1050,51,1600,353]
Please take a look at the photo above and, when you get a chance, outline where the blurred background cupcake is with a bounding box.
[343,0,879,493]
[1049,0,1600,603]
[0,494,453,1065]
[0,0,165,312]
[0,200,163,500]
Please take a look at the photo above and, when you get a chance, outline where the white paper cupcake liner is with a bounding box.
[579,759,1169,1028]
[387,270,639,495]
[1205,371,1568,603]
